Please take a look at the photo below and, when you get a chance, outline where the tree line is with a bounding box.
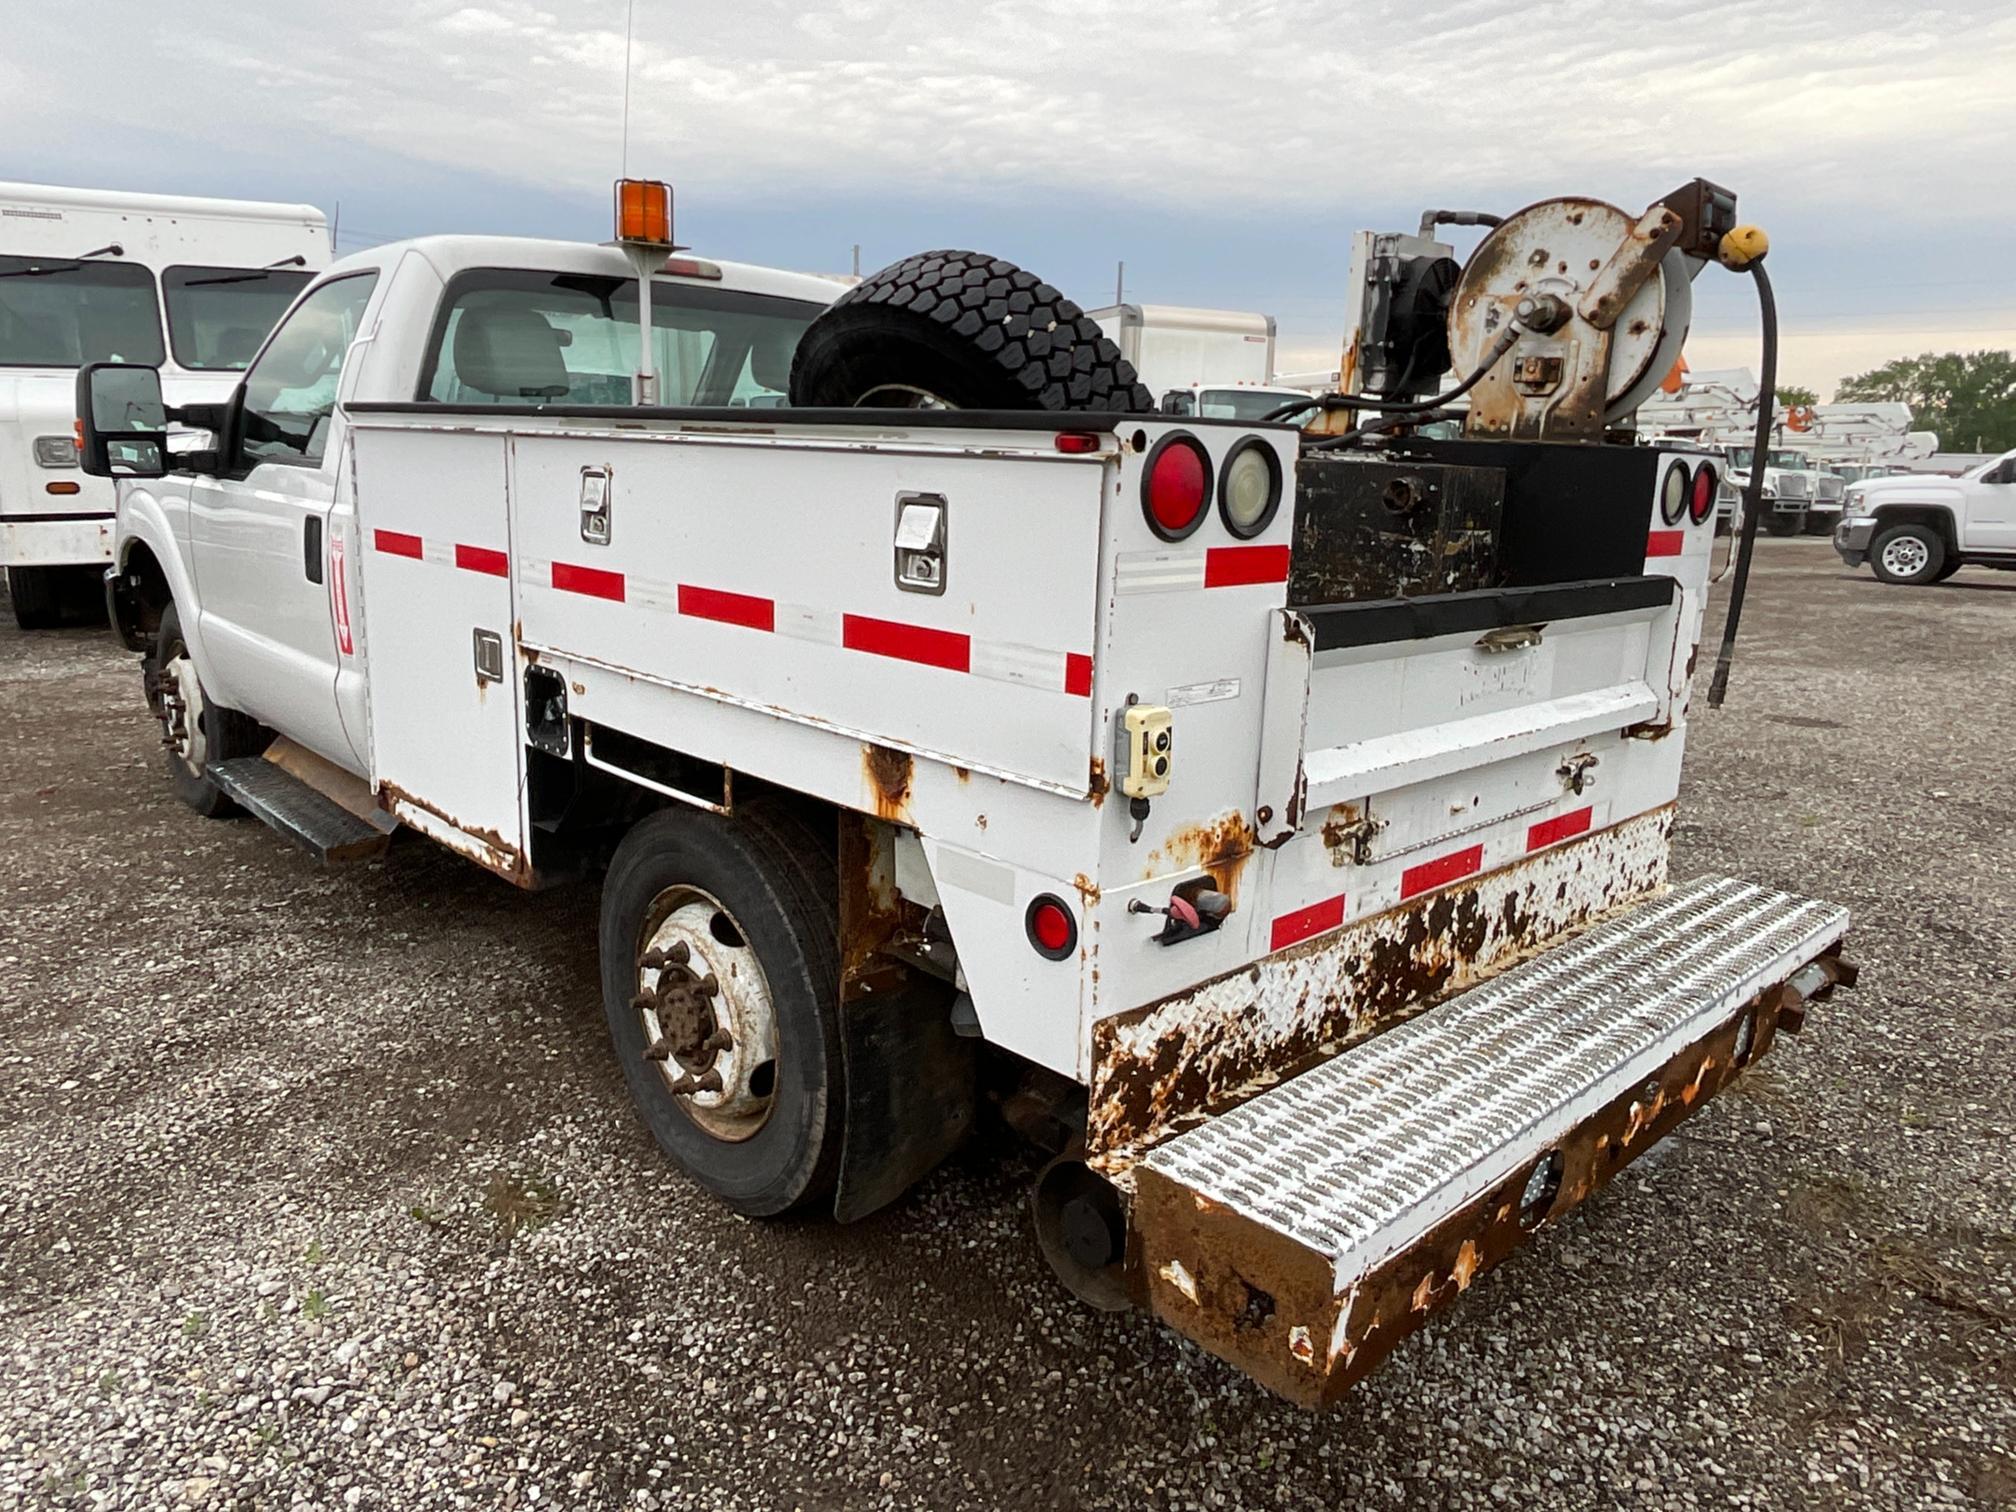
[1776,351,2015,452]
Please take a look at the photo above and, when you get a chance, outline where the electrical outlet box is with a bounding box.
[1120,705,1174,799]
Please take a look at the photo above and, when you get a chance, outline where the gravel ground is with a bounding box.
[1,539,2012,1511]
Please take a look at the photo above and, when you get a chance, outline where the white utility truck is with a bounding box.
[1834,446,2016,584]
[0,182,328,627]
[84,178,1851,1406]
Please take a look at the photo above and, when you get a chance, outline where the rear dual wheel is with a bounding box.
[599,804,844,1217]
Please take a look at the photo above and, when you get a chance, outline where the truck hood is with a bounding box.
[1850,473,1963,509]
[0,369,241,520]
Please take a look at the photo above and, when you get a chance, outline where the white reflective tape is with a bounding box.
[1115,549,1207,594]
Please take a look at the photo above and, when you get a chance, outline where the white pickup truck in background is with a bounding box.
[1834,446,2016,583]
[80,178,1851,1407]
[0,181,327,628]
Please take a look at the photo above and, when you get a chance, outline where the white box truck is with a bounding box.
[1087,303,1308,419]
[0,182,328,628]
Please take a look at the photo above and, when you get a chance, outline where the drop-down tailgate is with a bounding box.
[1130,876,1851,1406]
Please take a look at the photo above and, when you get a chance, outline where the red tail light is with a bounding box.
[1025,894,1078,960]
[1142,433,1211,541]
[1690,462,1718,523]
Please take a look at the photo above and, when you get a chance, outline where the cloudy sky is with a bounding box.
[7,1,2013,396]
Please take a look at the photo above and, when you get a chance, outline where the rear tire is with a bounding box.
[599,803,844,1217]
[146,602,268,817]
[790,250,1154,413]
[1868,523,1945,586]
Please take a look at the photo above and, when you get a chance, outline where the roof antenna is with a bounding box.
[620,0,636,177]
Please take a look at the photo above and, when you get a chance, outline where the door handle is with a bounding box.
[304,516,324,583]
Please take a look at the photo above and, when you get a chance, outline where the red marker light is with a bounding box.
[1690,462,1718,524]
[1025,894,1078,960]
[1142,434,1210,541]
[1054,431,1099,455]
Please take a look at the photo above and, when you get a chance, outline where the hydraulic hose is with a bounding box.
[1706,226,1777,709]
[1265,319,1528,433]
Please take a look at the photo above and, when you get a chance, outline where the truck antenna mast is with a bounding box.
[620,0,637,177]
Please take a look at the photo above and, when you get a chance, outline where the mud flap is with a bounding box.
[833,982,976,1222]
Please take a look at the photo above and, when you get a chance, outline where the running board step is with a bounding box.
[1132,875,1852,1406]
[209,753,396,865]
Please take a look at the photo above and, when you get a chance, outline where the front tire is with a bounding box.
[145,602,268,816]
[599,803,844,1217]
[8,566,68,630]
[1763,511,1804,538]
[1868,523,1945,586]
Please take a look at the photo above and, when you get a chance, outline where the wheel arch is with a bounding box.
[1871,503,1959,555]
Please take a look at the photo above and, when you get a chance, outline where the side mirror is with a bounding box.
[75,362,169,479]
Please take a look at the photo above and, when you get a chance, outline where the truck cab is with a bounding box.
[0,182,328,628]
[1834,446,2016,584]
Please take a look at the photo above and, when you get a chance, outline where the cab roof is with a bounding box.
[327,235,849,307]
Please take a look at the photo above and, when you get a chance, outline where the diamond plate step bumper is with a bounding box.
[1131,876,1852,1406]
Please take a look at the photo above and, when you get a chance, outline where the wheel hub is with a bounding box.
[1881,537,1928,576]
[156,651,208,771]
[635,890,778,1141]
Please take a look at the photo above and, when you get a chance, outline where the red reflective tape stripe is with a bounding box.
[1646,530,1686,558]
[1400,843,1483,900]
[678,584,775,632]
[455,544,508,577]
[1203,543,1292,587]
[1527,806,1593,851]
[374,529,422,559]
[551,561,625,602]
[841,613,971,673]
[1064,652,1093,697]
[1271,894,1345,951]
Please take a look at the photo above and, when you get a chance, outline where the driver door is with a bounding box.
[1962,455,2016,552]
[187,271,380,772]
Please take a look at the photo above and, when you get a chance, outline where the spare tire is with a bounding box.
[790,250,1154,413]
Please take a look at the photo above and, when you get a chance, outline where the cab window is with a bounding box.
[238,272,378,469]
[420,269,824,407]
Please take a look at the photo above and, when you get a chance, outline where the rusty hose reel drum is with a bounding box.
[1446,197,1694,440]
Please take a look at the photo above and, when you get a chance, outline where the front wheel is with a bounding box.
[145,602,268,816]
[1763,511,1804,538]
[599,803,844,1217]
[1868,523,1945,586]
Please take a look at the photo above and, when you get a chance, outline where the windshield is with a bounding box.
[0,255,164,368]
[1196,388,1305,422]
[422,269,826,407]
[161,265,313,371]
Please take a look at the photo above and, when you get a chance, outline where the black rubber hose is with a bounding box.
[1706,259,1778,709]
[1266,323,1525,432]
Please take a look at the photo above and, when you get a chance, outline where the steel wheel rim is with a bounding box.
[1881,536,1928,577]
[634,886,778,1142]
[852,383,956,410]
[160,648,209,775]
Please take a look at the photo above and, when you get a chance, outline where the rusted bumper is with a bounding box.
[1087,807,1675,1169]
[1125,876,1853,1406]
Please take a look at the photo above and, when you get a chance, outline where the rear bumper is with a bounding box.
[1127,875,1852,1406]
[0,513,115,568]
